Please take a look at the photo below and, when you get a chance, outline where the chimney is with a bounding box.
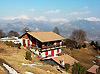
[25,30,29,33]
[60,58,64,67]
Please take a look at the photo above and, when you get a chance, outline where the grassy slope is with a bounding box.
[62,43,97,69]
[0,40,96,73]
[0,41,67,74]
[0,66,7,74]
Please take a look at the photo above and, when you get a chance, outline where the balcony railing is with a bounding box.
[30,45,66,52]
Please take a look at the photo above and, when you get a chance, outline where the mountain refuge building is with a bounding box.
[19,31,66,58]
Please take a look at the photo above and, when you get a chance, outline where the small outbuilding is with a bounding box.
[42,54,79,68]
[87,65,99,74]
[52,54,79,67]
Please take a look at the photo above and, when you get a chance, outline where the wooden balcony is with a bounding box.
[30,45,66,52]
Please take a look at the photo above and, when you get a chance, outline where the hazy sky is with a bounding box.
[0,0,100,21]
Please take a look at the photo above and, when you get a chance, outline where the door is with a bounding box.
[23,39,26,47]
[51,50,54,57]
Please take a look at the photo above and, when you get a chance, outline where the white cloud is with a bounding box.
[76,17,83,20]
[77,17,100,21]
[13,15,30,20]
[84,17,100,21]
[45,9,60,14]
[0,15,30,20]
[34,16,48,21]
[30,8,35,12]
[33,16,69,22]
[50,18,68,22]
[69,11,90,15]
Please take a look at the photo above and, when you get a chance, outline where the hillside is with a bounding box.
[0,39,100,74]
[0,41,67,74]
[62,41,98,69]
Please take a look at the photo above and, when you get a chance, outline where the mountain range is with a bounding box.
[0,17,100,41]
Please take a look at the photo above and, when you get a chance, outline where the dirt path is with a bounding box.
[0,58,20,74]
[0,58,9,74]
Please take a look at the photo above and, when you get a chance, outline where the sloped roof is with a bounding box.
[27,31,66,42]
[52,54,79,66]
[87,65,99,74]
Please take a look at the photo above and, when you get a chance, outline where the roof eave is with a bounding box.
[41,38,66,43]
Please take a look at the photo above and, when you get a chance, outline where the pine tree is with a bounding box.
[64,64,70,71]
[72,62,86,74]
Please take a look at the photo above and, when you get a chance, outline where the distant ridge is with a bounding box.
[0,19,100,41]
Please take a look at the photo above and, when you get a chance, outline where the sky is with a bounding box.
[0,0,100,22]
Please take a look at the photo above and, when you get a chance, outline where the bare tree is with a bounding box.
[7,30,19,37]
[53,27,60,35]
[22,27,30,33]
[70,29,87,42]
[0,30,6,38]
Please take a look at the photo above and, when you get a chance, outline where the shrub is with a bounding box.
[78,44,82,49]
[64,64,70,71]
[64,39,77,48]
[4,41,20,47]
[25,51,32,61]
[18,43,21,49]
[75,44,82,49]
[75,45,78,49]
[90,41,95,46]
[98,46,100,50]
[82,43,86,48]
[95,41,99,48]
[72,62,86,74]
[97,67,100,74]
[93,41,99,50]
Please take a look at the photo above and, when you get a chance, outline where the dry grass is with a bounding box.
[0,40,97,73]
[0,66,7,74]
[0,41,67,74]
[62,43,97,69]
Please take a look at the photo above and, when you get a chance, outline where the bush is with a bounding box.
[98,46,100,50]
[75,44,82,49]
[17,43,21,49]
[4,41,20,47]
[93,41,99,50]
[25,51,32,61]
[97,67,100,74]
[64,39,77,48]
[72,62,86,74]
[75,45,78,49]
[95,41,99,48]
[78,44,82,49]
[82,43,86,48]
[90,41,95,46]
[64,64,70,71]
